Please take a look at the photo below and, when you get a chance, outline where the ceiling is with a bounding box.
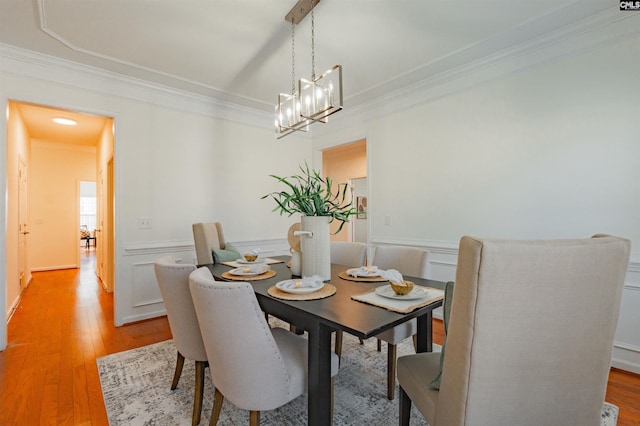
[1,0,613,144]
[14,102,111,147]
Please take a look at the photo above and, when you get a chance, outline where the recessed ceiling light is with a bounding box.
[53,117,77,126]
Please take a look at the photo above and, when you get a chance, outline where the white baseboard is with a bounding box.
[31,264,78,272]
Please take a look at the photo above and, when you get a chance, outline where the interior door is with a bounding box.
[18,158,29,291]
[106,157,114,292]
[96,167,105,288]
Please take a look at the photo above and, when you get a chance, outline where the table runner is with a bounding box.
[351,285,444,314]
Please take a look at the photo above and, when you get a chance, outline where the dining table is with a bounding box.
[204,256,445,426]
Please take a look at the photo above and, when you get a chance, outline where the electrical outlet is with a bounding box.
[138,217,152,229]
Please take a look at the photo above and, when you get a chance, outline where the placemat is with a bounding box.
[221,269,277,281]
[351,285,444,314]
[221,257,285,268]
[267,284,337,301]
[338,271,388,283]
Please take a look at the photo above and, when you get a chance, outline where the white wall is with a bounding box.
[314,31,640,372]
[30,142,96,270]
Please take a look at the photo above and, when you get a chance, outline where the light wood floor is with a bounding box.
[1,251,638,425]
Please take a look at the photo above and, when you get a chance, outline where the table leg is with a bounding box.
[416,311,433,353]
[307,322,333,426]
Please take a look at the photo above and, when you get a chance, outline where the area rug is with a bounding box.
[98,320,619,426]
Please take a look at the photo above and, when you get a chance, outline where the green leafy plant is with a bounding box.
[262,163,358,234]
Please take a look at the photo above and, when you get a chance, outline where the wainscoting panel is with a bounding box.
[116,238,639,373]
[131,261,163,308]
[613,266,640,374]
[117,244,197,325]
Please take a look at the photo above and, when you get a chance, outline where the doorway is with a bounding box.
[322,139,367,242]
[4,100,115,350]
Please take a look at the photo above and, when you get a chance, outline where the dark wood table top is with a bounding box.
[205,257,445,339]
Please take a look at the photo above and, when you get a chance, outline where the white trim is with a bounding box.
[123,240,195,256]
[3,9,638,137]
[611,342,640,375]
[121,310,168,325]
[314,10,640,137]
[0,44,273,129]
[31,264,78,271]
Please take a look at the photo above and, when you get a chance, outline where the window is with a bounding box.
[80,181,97,230]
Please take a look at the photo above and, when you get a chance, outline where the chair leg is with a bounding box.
[399,386,412,426]
[192,360,206,426]
[171,351,185,390]
[335,331,343,366]
[387,343,397,400]
[209,388,224,426]
[377,338,382,352]
[359,337,364,345]
[412,334,418,351]
[250,410,260,426]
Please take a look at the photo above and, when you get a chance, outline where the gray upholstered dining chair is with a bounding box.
[397,235,631,426]
[189,267,339,426]
[192,222,234,265]
[153,256,208,426]
[330,241,367,268]
[330,241,368,362]
[372,245,430,400]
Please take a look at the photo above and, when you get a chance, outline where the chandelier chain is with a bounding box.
[291,19,296,94]
[311,6,316,80]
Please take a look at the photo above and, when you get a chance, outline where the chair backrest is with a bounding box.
[188,267,299,411]
[153,256,207,362]
[436,235,631,426]
[330,241,367,267]
[372,245,430,279]
[192,222,226,265]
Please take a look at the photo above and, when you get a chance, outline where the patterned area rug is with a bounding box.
[98,321,619,426]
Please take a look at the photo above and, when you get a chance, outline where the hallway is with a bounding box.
[0,250,171,425]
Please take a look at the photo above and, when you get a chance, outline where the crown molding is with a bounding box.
[0,43,274,130]
[313,9,640,137]
[2,9,638,137]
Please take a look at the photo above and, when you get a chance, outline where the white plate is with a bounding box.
[229,267,269,276]
[236,258,266,264]
[375,285,430,300]
[346,267,382,278]
[275,279,324,294]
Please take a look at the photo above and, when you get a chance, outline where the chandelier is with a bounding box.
[275,0,343,139]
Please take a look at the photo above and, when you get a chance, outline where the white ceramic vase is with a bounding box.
[298,215,331,281]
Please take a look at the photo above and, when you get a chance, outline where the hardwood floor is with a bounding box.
[1,251,638,425]
[0,251,172,425]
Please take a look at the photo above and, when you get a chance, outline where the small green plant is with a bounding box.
[262,163,358,234]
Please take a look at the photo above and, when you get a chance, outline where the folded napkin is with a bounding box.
[300,275,324,288]
[278,276,324,290]
[379,268,403,284]
[244,264,269,274]
[247,248,262,256]
[348,266,379,277]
